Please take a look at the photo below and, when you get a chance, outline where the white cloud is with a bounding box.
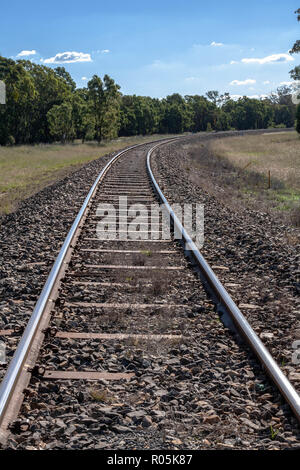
[263,80,270,85]
[17,50,36,57]
[230,78,256,86]
[248,94,268,99]
[230,60,238,64]
[279,81,293,86]
[210,41,224,47]
[231,95,243,100]
[231,93,268,100]
[241,53,294,65]
[95,49,110,54]
[43,51,92,64]
[81,76,88,80]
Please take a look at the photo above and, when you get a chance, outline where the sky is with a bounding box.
[1,0,299,98]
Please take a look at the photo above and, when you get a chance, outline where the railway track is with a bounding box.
[0,137,299,449]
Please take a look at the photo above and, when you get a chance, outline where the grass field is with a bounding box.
[209,131,300,216]
[0,135,172,215]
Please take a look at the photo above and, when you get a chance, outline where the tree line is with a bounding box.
[0,55,297,146]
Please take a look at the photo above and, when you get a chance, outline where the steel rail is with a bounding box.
[1,132,299,437]
[147,141,300,424]
[0,137,180,430]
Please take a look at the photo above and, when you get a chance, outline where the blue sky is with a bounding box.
[1,1,299,98]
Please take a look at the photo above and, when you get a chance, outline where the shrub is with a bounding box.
[7,135,15,146]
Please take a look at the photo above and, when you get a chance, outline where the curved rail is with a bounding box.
[0,137,180,431]
[0,134,299,440]
[147,141,300,424]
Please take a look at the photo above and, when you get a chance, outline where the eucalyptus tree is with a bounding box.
[87,74,121,142]
[47,101,74,143]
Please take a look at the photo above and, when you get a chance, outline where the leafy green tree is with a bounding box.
[215,111,230,131]
[185,95,216,132]
[276,85,295,106]
[47,101,74,143]
[161,104,183,133]
[224,97,274,130]
[206,90,219,105]
[70,89,95,142]
[266,86,295,127]
[218,92,231,107]
[274,105,294,127]
[81,112,95,141]
[290,9,300,80]
[0,56,36,144]
[87,74,120,142]
[289,9,300,134]
[119,95,139,136]
[165,94,191,131]
[20,60,72,142]
[54,67,76,92]
[135,96,160,134]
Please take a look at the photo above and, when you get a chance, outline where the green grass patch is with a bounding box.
[274,188,300,211]
[140,249,152,257]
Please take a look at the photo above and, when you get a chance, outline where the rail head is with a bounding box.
[0,137,181,434]
[1,133,299,442]
[0,146,123,429]
[146,141,300,424]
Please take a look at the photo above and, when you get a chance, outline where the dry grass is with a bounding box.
[291,207,300,227]
[123,335,183,355]
[210,132,300,190]
[118,268,168,295]
[89,387,112,403]
[208,132,300,213]
[0,134,173,215]
[185,132,300,226]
